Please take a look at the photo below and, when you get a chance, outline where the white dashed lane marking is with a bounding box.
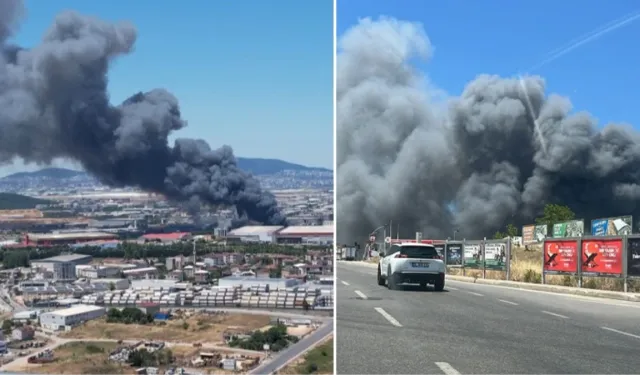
[498,299,519,306]
[601,326,640,340]
[541,310,569,319]
[374,307,403,327]
[435,362,462,375]
[467,291,484,297]
[341,280,350,286]
[446,287,459,291]
[354,290,368,300]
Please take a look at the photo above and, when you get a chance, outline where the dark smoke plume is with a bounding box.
[337,17,640,243]
[0,2,285,225]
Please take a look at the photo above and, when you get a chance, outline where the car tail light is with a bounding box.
[396,254,408,258]
[434,255,442,259]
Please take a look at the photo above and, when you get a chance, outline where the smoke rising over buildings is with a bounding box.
[337,17,640,243]
[0,1,285,225]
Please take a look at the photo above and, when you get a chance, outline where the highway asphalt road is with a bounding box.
[250,320,333,375]
[337,261,640,374]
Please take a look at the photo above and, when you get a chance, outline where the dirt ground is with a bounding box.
[15,341,133,375]
[60,312,271,343]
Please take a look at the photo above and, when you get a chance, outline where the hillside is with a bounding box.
[0,193,52,210]
[3,167,85,180]
[1,157,331,180]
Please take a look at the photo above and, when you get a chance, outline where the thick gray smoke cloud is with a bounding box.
[337,17,640,243]
[0,2,285,225]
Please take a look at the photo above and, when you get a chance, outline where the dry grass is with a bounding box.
[279,336,333,375]
[448,245,640,292]
[60,313,271,343]
[18,341,132,375]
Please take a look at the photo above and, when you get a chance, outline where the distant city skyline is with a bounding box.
[1,0,333,177]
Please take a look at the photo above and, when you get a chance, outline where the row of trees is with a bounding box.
[106,307,154,325]
[492,203,576,239]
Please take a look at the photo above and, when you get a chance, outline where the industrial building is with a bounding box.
[31,254,93,280]
[217,276,300,290]
[141,232,192,243]
[276,225,334,245]
[24,232,118,246]
[76,264,122,279]
[226,226,285,243]
[89,278,130,290]
[39,304,106,331]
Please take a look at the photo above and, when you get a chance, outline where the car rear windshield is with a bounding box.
[400,246,439,259]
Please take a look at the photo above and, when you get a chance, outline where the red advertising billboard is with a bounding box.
[582,239,623,275]
[544,240,578,273]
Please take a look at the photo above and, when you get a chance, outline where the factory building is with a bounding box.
[276,225,334,245]
[24,232,118,246]
[31,254,93,280]
[122,267,158,279]
[76,264,122,279]
[226,226,285,243]
[39,304,106,331]
[218,276,300,290]
[89,278,130,290]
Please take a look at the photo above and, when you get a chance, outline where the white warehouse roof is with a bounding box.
[228,225,284,236]
[278,225,333,236]
[46,304,104,317]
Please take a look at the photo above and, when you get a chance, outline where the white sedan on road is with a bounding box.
[377,242,446,291]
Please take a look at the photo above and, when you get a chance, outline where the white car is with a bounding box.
[377,242,446,291]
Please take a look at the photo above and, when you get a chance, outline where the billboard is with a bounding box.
[627,238,640,278]
[552,220,585,238]
[433,243,445,258]
[484,242,507,270]
[463,243,482,268]
[522,224,548,244]
[543,240,578,274]
[590,216,632,236]
[445,243,462,266]
[581,238,623,276]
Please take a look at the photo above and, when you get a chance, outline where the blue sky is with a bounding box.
[338,0,640,129]
[3,0,333,176]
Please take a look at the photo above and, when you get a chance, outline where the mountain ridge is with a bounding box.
[1,157,332,180]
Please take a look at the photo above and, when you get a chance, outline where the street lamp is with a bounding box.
[453,229,460,241]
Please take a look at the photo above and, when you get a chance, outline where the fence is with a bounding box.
[436,238,513,280]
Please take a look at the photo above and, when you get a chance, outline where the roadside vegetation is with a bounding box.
[280,337,333,375]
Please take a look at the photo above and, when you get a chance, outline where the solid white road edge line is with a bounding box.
[467,291,484,297]
[354,290,368,300]
[541,310,569,319]
[498,299,519,306]
[374,307,403,327]
[341,280,350,286]
[435,361,462,375]
[601,326,640,340]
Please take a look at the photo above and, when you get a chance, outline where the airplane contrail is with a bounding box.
[517,9,640,155]
[526,10,640,73]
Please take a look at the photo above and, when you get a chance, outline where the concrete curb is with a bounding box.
[347,261,640,302]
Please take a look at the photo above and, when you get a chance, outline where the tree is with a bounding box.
[505,224,518,237]
[536,204,575,226]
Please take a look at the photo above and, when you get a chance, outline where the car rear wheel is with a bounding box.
[387,266,397,290]
[433,276,445,292]
[377,265,385,286]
